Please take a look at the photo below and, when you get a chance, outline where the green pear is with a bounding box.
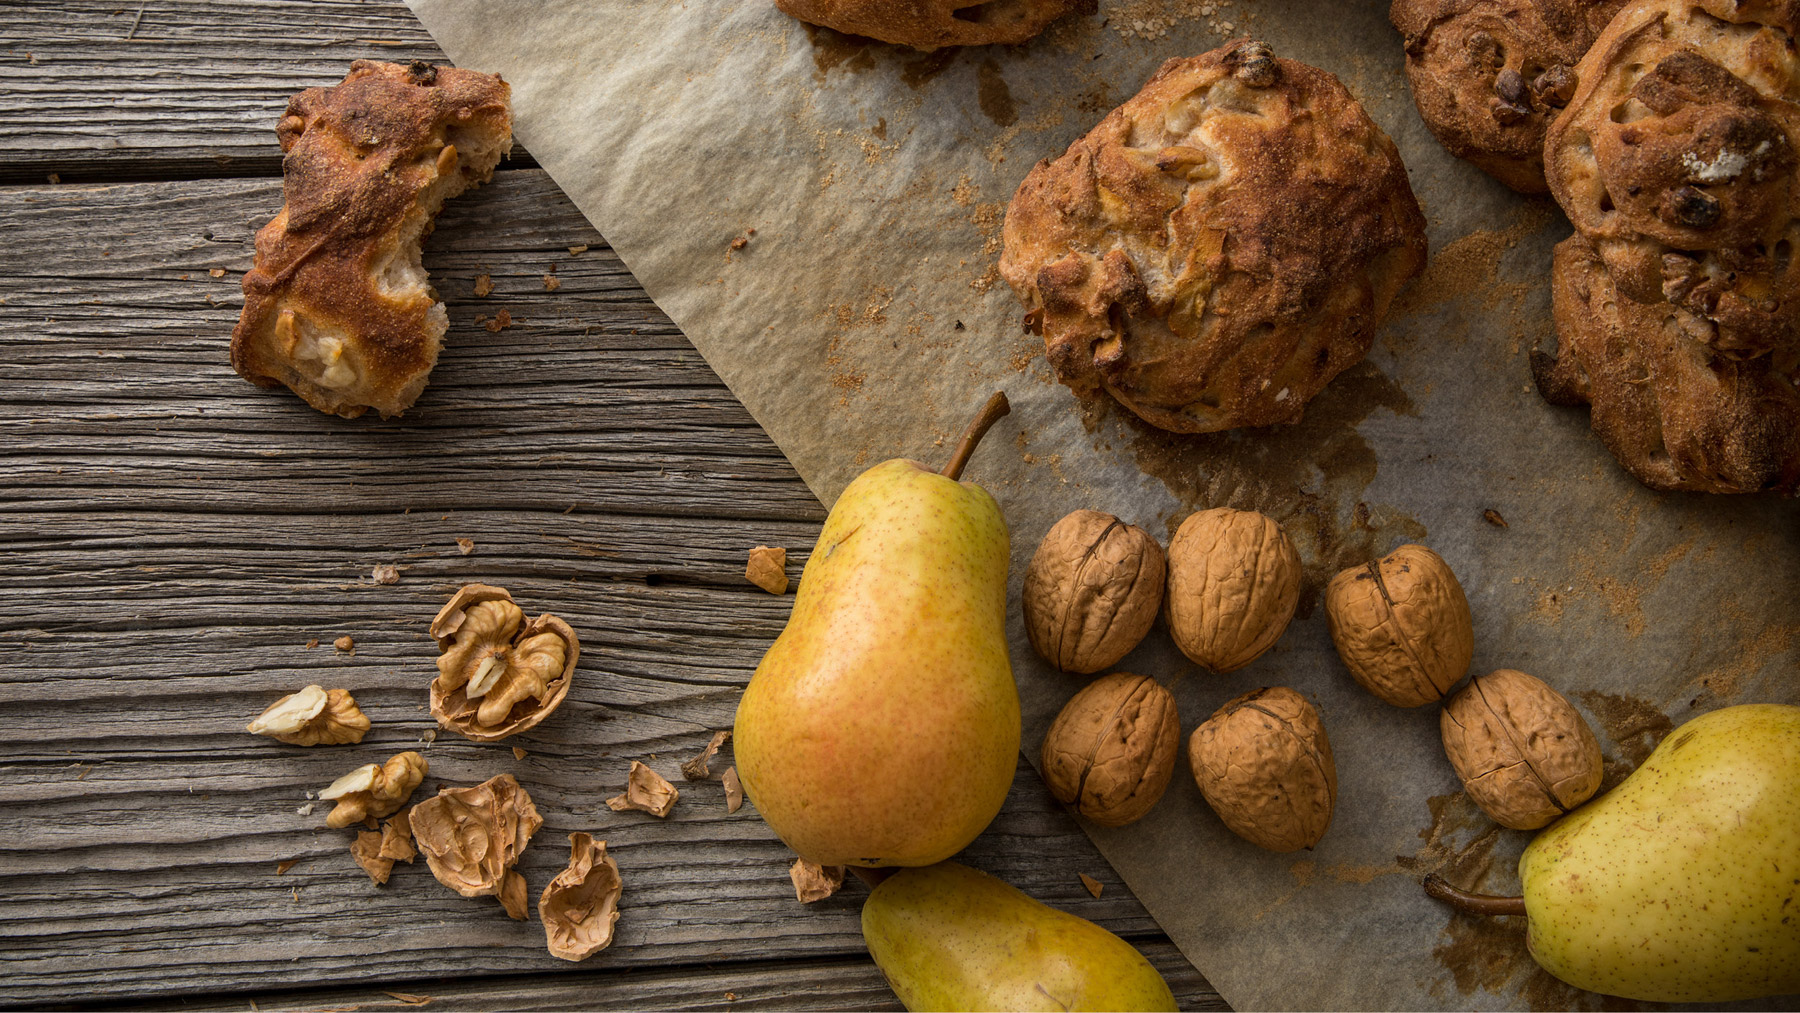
[733,394,1020,867]
[862,862,1179,1012]
[1428,702,1800,1003]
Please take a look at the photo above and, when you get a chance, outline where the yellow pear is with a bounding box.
[862,862,1179,1012]
[1427,702,1800,1002]
[733,394,1019,867]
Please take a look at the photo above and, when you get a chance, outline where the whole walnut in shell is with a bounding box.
[1165,508,1301,673]
[429,583,579,742]
[1001,40,1427,433]
[1023,510,1166,674]
[1325,544,1473,707]
[772,0,1094,50]
[1189,687,1337,853]
[1040,672,1180,827]
[1441,669,1603,829]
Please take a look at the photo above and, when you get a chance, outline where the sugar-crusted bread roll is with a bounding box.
[231,60,512,419]
[1000,41,1428,434]
[773,0,1093,50]
[1534,236,1800,493]
[1534,0,1800,492]
[1392,0,1628,192]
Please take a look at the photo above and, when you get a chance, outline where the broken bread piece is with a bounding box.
[230,60,512,418]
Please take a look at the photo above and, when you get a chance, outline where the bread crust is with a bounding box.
[1534,235,1800,493]
[999,41,1428,434]
[1391,0,1628,192]
[230,60,512,419]
[773,0,1094,50]
[1544,0,1800,356]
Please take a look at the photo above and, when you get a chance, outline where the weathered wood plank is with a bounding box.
[0,171,1210,1005]
[0,0,504,182]
[119,940,1228,1012]
[0,172,820,521]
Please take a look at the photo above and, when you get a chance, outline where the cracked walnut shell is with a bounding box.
[772,0,1095,50]
[1441,669,1603,829]
[1189,687,1337,853]
[1325,544,1474,707]
[430,584,578,742]
[1023,510,1166,674]
[1040,673,1180,827]
[540,833,623,961]
[320,752,427,829]
[1166,508,1301,673]
[1000,40,1427,433]
[246,685,370,745]
[411,773,544,914]
[606,761,679,818]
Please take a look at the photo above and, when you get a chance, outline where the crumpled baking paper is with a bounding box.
[408,1,1800,1007]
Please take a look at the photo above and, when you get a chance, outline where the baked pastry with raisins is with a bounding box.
[773,0,1093,50]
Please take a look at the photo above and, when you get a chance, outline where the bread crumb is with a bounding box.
[484,309,512,333]
[208,268,226,278]
[543,275,561,292]
[746,546,788,594]
[305,638,319,649]
[473,274,493,297]
[334,635,355,652]
[1483,509,1509,528]
[372,563,399,584]
[567,245,588,256]
[455,537,475,555]
[730,236,748,251]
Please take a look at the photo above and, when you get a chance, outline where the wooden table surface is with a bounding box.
[0,2,1222,1008]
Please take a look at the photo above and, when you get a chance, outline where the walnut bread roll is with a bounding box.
[1001,41,1429,434]
[1536,0,1800,493]
[773,0,1095,50]
[231,60,513,419]
[1391,0,1628,192]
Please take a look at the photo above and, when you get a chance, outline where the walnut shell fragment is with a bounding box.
[1325,544,1474,707]
[1190,687,1337,853]
[429,583,579,742]
[746,546,788,595]
[772,0,1095,50]
[681,730,731,781]
[722,766,744,814]
[1441,669,1603,829]
[606,761,679,818]
[1022,510,1166,674]
[790,858,846,904]
[229,61,513,419]
[246,685,370,746]
[1040,673,1180,827]
[1166,508,1302,673]
[411,773,543,915]
[320,752,427,829]
[540,833,623,961]
[1000,41,1427,433]
[349,810,416,885]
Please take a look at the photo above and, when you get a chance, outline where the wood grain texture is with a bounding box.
[121,942,1228,1012]
[0,0,547,182]
[0,172,1216,1007]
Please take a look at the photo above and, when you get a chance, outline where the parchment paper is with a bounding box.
[408,1,1800,1007]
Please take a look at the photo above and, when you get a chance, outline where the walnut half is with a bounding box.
[247,685,370,746]
[429,584,579,742]
[320,752,427,829]
[540,833,623,961]
[411,773,543,917]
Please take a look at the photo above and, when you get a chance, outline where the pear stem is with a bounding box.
[1423,874,1527,917]
[940,391,1012,481]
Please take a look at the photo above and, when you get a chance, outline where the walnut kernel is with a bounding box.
[411,773,544,913]
[1189,687,1337,852]
[320,752,427,829]
[540,833,623,961]
[246,685,370,746]
[1441,669,1603,829]
[1325,544,1473,707]
[1022,510,1166,674]
[606,761,679,818]
[429,583,579,742]
[1166,508,1301,672]
[1040,673,1180,827]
